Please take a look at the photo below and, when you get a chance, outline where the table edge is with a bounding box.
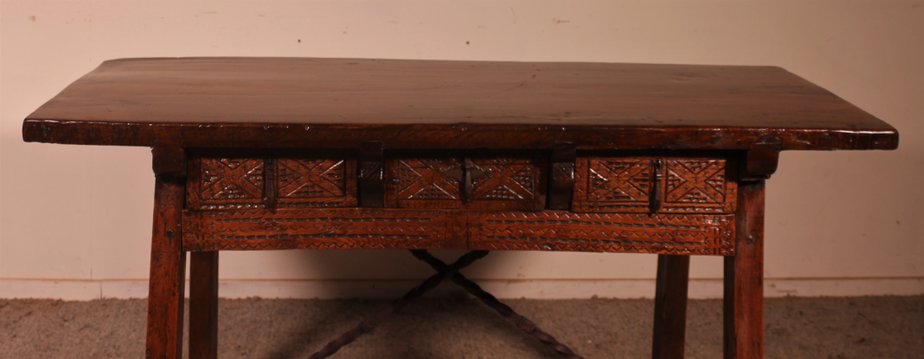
[22,119,899,151]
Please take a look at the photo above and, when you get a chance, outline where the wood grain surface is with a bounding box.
[573,156,737,214]
[183,208,734,255]
[724,181,766,359]
[22,57,897,151]
[145,180,186,359]
[652,254,691,359]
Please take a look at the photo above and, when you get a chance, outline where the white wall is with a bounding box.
[1,0,922,300]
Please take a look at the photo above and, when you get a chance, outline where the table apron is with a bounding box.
[182,209,735,255]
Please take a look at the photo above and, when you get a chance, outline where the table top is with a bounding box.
[22,57,897,151]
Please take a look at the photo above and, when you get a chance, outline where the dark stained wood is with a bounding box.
[724,181,765,359]
[359,142,385,208]
[649,158,665,214]
[189,251,219,359]
[574,156,737,214]
[263,157,277,210]
[152,147,186,182]
[740,147,780,181]
[183,208,467,251]
[548,144,576,210]
[24,58,899,358]
[276,158,357,208]
[470,211,733,255]
[464,157,545,210]
[385,158,464,209]
[186,157,358,210]
[145,179,187,359]
[652,254,690,359]
[383,156,546,211]
[190,153,740,214]
[574,157,654,213]
[661,158,736,213]
[22,57,897,151]
[187,158,267,210]
[183,208,735,255]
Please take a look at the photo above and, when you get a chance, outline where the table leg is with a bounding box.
[723,181,765,359]
[146,180,187,359]
[190,251,219,359]
[652,254,690,359]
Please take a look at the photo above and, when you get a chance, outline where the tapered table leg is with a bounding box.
[146,180,187,359]
[652,254,690,359]
[190,251,219,359]
[724,181,765,359]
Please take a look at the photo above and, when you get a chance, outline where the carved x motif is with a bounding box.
[277,159,346,198]
[468,159,535,201]
[588,160,651,203]
[665,160,726,204]
[199,158,264,200]
[398,159,462,200]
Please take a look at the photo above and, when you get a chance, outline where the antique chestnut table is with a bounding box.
[22,58,898,359]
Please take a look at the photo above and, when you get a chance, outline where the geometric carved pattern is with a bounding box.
[276,159,357,207]
[188,158,266,210]
[574,157,736,214]
[201,158,264,199]
[469,211,735,255]
[183,209,734,255]
[589,158,652,204]
[387,158,464,209]
[662,159,734,212]
[666,160,720,202]
[183,208,464,251]
[189,157,357,210]
[277,159,344,197]
[385,157,543,210]
[574,157,653,213]
[467,158,540,209]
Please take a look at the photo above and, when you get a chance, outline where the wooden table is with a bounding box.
[22,58,898,359]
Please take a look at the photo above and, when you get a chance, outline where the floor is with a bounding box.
[1,296,922,358]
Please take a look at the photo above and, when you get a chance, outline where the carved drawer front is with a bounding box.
[385,157,545,210]
[386,158,464,209]
[466,158,545,210]
[187,157,357,210]
[574,157,736,214]
[275,158,357,208]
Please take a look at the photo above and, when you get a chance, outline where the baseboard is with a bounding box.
[2,277,922,301]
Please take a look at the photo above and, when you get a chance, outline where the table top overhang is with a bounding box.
[22,57,898,151]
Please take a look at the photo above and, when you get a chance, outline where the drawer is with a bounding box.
[573,157,736,213]
[384,156,545,211]
[187,157,357,210]
[183,153,736,255]
[385,158,463,209]
[187,155,735,213]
